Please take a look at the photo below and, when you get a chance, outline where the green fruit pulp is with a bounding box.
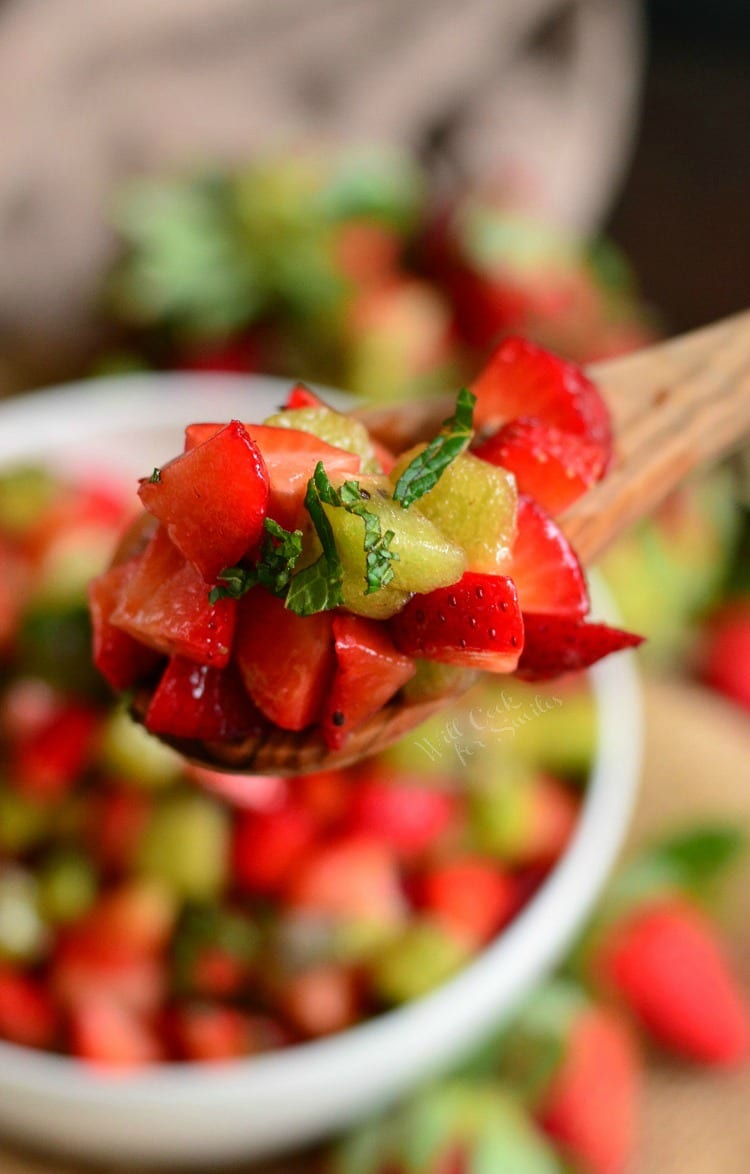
[391,448,518,573]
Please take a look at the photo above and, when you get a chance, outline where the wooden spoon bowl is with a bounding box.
[115,310,750,775]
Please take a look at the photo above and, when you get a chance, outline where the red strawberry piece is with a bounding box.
[138,420,269,583]
[596,898,750,1066]
[111,526,236,667]
[390,572,524,672]
[516,614,643,681]
[415,857,516,947]
[278,965,361,1038]
[507,495,588,617]
[190,949,247,999]
[0,539,27,653]
[333,220,401,285]
[88,562,162,690]
[12,702,100,800]
[90,787,152,873]
[539,1005,639,1174]
[183,423,360,529]
[69,998,163,1068]
[347,767,460,859]
[179,336,260,374]
[232,802,317,896]
[322,615,416,750]
[286,835,406,928]
[284,383,329,410]
[171,1003,259,1061]
[470,337,612,456]
[0,967,59,1049]
[84,882,176,957]
[145,657,264,741]
[296,769,353,828]
[475,417,607,515]
[699,600,750,712]
[234,588,335,731]
[53,930,165,1017]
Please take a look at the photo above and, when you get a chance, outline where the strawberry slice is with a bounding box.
[516,614,643,680]
[183,423,360,529]
[233,801,317,896]
[234,588,335,731]
[470,337,612,456]
[507,495,588,617]
[390,573,524,672]
[145,657,265,741]
[88,561,162,690]
[111,527,236,667]
[415,857,516,947]
[171,1004,267,1061]
[474,416,607,515]
[12,702,100,800]
[346,767,460,859]
[284,383,329,410]
[139,420,270,583]
[322,615,416,750]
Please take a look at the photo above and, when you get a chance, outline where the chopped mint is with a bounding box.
[393,388,476,508]
[208,517,303,603]
[149,467,162,484]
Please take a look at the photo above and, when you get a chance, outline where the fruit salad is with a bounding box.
[90,339,641,760]
[0,460,592,1067]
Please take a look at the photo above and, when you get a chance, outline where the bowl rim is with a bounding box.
[0,373,642,1108]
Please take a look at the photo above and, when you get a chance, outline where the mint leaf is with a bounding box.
[285,463,344,617]
[208,517,303,603]
[337,480,398,594]
[149,467,161,484]
[650,825,746,893]
[393,388,476,508]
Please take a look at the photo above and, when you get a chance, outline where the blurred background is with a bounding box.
[0,1,748,1172]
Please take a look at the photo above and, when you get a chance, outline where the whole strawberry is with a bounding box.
[585,825,750,1067]
[497,982,640,1174]
[594,897,750,1067]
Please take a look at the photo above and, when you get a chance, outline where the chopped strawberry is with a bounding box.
[516,614,643,680]
[53,931,165,1017]
[284,383,329,410]
[233,802,317,896]
[90,787,152,873]
[111,527,236,667]
[88,562,162,690]
[507,495,588,617]
[145,657,264,741]
[415,857,515,947]
[0,967,59,1049]
[278,965,360,1038]
[333,219,401,286]
[390,573,524,672]
[322,615,416,750]
[595,898,750,1066]
[296,770,352,828]
[470,337,612,457]
[12,702,100,800]
[539,1005,639,1174]
[179,336,260,374]
[347,767,460,859]
[69,998,163,1068]
[171,1003,258,1062]
[474,417,606,515]
[234,589,335,731]
[183,423,360,529]
[286,835,406,928]
[138,420,270,583]
[84,882,176,957]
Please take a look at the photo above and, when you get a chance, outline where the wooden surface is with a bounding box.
[1,676,749,1173]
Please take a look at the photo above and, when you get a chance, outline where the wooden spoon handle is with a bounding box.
[361,309,750,566]
[564,309,750,563]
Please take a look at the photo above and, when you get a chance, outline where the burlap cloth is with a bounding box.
[1,676,748,1174]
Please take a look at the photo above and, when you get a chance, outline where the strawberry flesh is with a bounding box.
[139,420,270,583]
[390,572,524,672]
[145,657,266,741]
[111,527,236,667]
[506,495,588,617]
[516,614,643,680]
[475,416,606,514]
[88,561,162,690]
[322,615,416,750]
[470,336,612,457]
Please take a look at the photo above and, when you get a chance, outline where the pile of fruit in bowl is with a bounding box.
[0,459,596,1067]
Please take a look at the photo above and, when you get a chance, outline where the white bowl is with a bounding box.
[0,374,642,1167]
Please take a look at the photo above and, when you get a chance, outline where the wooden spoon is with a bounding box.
[118,309,750,775]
